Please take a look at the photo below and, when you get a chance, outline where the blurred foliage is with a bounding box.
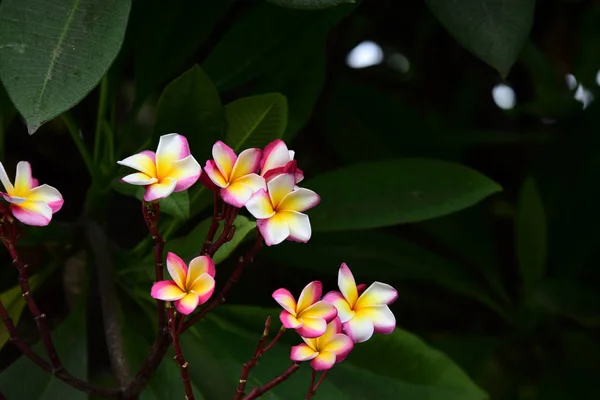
[0,0,599,399]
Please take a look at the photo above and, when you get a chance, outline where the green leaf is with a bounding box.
[0,81,16,158]
[0,0,131,133]
[159,191,190,220]
[0,299,88,399]
[267,0,356,10]
[131,0,235,102]
[305,159,502,232]
[425,0,534,76]
[251,45,326,140]
[211,306,488,399]
[264,230,509,318]
[154,65,224,163]
[515,176,547,293]
[0,268,55,349]
[201,2,357,91]
[224,93,287,151]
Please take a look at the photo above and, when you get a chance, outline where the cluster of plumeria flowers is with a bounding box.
[0,133,397,399]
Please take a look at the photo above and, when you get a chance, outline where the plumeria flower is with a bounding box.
[273,281,338,338]
[245,173,319,246]
[151,253,215,315]
[203,141,266,207]
[290,318,354,371]
[117,133,201,201]
[323,263,397,343]
[0,161,63,226]
[260,139,303,183]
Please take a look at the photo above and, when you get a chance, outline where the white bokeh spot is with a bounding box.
[346,41,383,69]
[492,84,516,110]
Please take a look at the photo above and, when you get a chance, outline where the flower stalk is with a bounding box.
[167,305,195,400]
[142,200,167,329]
[243,362,302,400]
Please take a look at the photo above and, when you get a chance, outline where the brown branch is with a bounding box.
[304,371,328,399]
[85,220,131,387]
[243,363,301,400]
[183,231,263,332]
[168,306,194,400]
[305,370,316,400]
[206,205,239,257]
[201,191,223,255]
[142,201,166,330]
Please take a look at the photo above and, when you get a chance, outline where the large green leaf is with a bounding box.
[0,0,131,133]
[0,300,88,399]
[305,159,502,232]
[131,0,235,102]
[201,2,356,91]
[154,64,223,163]
[224,93,287,151]
[267,0,356,9]
[425,0,534,76]
[251,45,326,140]
[209,306,488,399]
[264,230,508,318]
[515,176,547,294]
[158,191,190,220]
[0,81,16,158]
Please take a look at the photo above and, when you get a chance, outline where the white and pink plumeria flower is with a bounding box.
[290,317,354,371]
[203,141,266,208]
[323,263,397,343]
[273,281,338,338]
[245,173,320,246]
[260,139,304,183]
[0,161,63,226]
[151,253,216,315]
[117,133,201,202]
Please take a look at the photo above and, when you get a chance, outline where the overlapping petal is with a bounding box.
[175,292,199,315]
[156,133,191,179]
[204,160,228,188]
[272,288,297,314]
[166,252,188,290]
[190,274,215,304]
[310,351,336,371]
[296,317,327,338]
[280,211,311,243]
[321,333,354,359]
[290,344,318,362]
[186,256,215,288]
[357,306,396,334]
[169,156,202,191]
[280,311,303,329]
[14,161,34,193]
[245,189,275,219]
[11,201,52,226]
[322,291,354,323]
[117,152,157,177]
[122,173,157,186]
[221,173,266,207]
[355,282,398,309]
[144,178,177,201]
[267,173,295,208]
[338,263,358,307]
[151,281,186,301]
[278,188,320,213]
[300,301,338,322]
[296,281,322,313]
[0,162,14,193]
[343,313,375,343]
[27,184,64,213]
[230,148,261,181]
[212,141,237,180]
[257,214,289,246]
[261,140,290,175]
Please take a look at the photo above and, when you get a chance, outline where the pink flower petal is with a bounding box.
[261,140,290,174]
[230,148,262,182]
[0,162,14,193]
[221,182,255,208]
[117,153,157,178]
[321,333,354,360]
[322,291,354,323]
[27,184,64,213]
[310,351,336,371]
[189,273,215,305]
[169,155,202,192]
[11,202,52,226]
[338,263,358,308]
[14,161,34,194]
[143,177,177,201]
[232,173,266,193]
[343,313,375,343]
[280,210,311,243]
[166,252,188,290]
[204,160,228,188]
[299,301,338,323]
[156,134,191,179]
[315,318,343,348]
[212,141,237,180]
[296,317,327,338]
[266,173,295,209]
[187,255,216,289]
[272,288,297,314]
[278,188,320,213]
[355,282,398,309]
[121,173,157,186]
[356,306,396,335]
[290,344,318,362]
[257,213,289,246]
[151,280,186,301]
[245,189,275,219]
[174,292,200,315]
[3,194,26,205]
[280,310,302,329]
[200,168,220,192]
[296,281,322,314]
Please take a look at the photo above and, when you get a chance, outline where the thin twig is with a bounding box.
[305,371,328,399]
[122,331,171,398]
[235,316,271,400]
[183,231,264,332]
[142,201,166,330]
[305,370,316,400]
[207,205,239,257]
[243,363,301,400]
[85,220,131,387]
[168,306,195,400]
[201,191,222,255]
